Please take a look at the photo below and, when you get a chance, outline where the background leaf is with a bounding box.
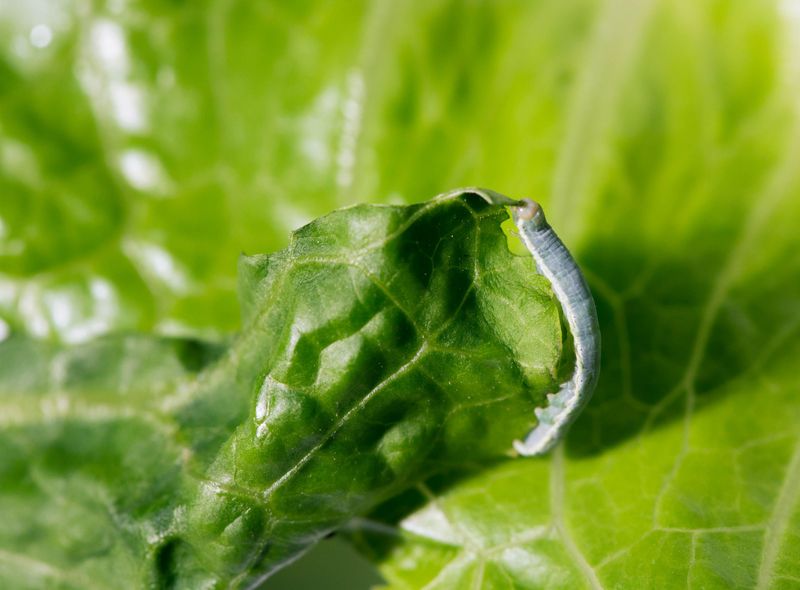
[2,0,800,588]
[346,1,800,589]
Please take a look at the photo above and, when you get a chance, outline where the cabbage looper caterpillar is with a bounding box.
[441,188,600,455]
[511,198,600,455]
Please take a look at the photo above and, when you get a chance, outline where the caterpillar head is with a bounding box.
[514,198,547,229]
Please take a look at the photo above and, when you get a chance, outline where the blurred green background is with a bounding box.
[268,539,381,589]
[2,0,800,588]
[0,0,613,342]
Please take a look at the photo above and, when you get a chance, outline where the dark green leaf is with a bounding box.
[0,191,562,587]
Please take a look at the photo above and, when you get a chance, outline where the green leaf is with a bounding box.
[3,0,800,588]
[0,334,223,589]
[0,0,380,337]
[0,191,563,587]
[343,2,800,589]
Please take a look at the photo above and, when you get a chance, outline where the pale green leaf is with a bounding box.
[345,1,800,589]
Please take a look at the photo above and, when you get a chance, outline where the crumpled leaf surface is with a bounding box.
[2,0,800,588]
[0,192,563,588]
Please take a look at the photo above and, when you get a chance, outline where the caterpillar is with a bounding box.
[511,198,601,456]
